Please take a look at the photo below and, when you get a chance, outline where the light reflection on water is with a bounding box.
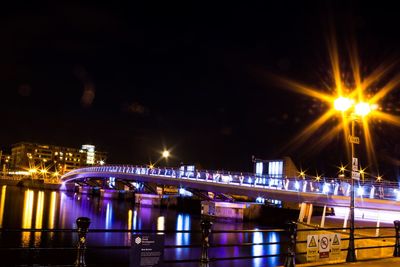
[0,185,6,228]
[22,190,34,247]
[0,186,284,266]
[252,229,264,267]
[176,214,191,259]
[34,191,45,247]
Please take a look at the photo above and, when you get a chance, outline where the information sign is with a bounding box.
[131,234,164,267]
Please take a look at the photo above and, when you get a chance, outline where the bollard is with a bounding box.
[200,219,213,266]
[394,220,400,257]
[75,217,91,267]
[284,221,297,267]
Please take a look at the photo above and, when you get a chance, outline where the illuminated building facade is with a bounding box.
[10,142,107,174]
[252,156,298,178]
[0,151,11,173]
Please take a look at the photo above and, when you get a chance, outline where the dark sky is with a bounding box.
[1,1,400,178]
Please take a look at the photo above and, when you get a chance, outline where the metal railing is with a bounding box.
[1,218,400,266]
[61,165,400,201]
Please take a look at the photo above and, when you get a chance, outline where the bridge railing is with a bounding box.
[62,165,400,201]
[1,217,400,266]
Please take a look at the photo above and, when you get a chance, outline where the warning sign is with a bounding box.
[319,234,330,259]
[309,236,317,247]
[306,235,319,262]
[330,233,341,259]
[332,234,340,245]
[307,233,342,262]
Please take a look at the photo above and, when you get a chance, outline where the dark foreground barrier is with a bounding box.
[1,218,400,266]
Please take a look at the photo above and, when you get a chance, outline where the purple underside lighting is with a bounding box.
[61,166,400,212]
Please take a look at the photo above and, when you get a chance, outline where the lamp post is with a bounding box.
[334,97,371,262]
[347,115,357,262]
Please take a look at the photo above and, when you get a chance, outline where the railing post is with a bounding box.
[394,220,400,257]
[284,221,297,267]
[75,217,91,267]
[200,219,213,266]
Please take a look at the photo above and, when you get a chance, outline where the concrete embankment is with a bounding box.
[1,177,61,190]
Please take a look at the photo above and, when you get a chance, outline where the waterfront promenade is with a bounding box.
[295,257,400,267]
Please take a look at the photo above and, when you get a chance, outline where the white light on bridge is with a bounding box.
[294,181,300,190]
[256,197,265,204]
[357,186,364,196]
[323,183,330,194]
[179,188,193,197]
[370,186,375,199]
[394,189,400,201]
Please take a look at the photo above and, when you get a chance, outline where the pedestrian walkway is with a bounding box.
[295,256,400,266]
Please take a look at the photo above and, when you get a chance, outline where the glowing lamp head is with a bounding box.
[162,150,170,158]
[334,97,352,112]
[355,102,371,117]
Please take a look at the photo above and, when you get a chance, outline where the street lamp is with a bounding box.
[162,150,170,159]
[334,96,371,262]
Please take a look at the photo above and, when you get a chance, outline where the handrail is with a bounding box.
[1,218,400,266]
[60,165,400,203]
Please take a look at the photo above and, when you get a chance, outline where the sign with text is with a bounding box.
[131,234,164,267]
[330,233,341,259]
[352,171,360,180]
[318,234,330,259]
[307,233,342,262]
[352,157,358,171]
[349,136,360,144]
[306,235,319,262]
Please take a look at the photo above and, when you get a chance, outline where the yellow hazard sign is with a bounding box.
[307,235,319,262]
[332,234,340,246]
[309,235,317,247]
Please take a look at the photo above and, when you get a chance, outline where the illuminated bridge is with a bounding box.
[61,165,400,214]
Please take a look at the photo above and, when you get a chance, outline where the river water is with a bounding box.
[0,185,287,266]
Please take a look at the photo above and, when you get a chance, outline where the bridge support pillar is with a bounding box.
[343,207,349,231]
[306,204,313,225]
[320,205,327,228]
[298,203,313,223]
[375,212,381,237]
[298,203,306,222]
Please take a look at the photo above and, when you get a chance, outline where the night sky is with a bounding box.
[1,1,400,178]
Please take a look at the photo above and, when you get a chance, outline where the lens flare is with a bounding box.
[266,28,400,175]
